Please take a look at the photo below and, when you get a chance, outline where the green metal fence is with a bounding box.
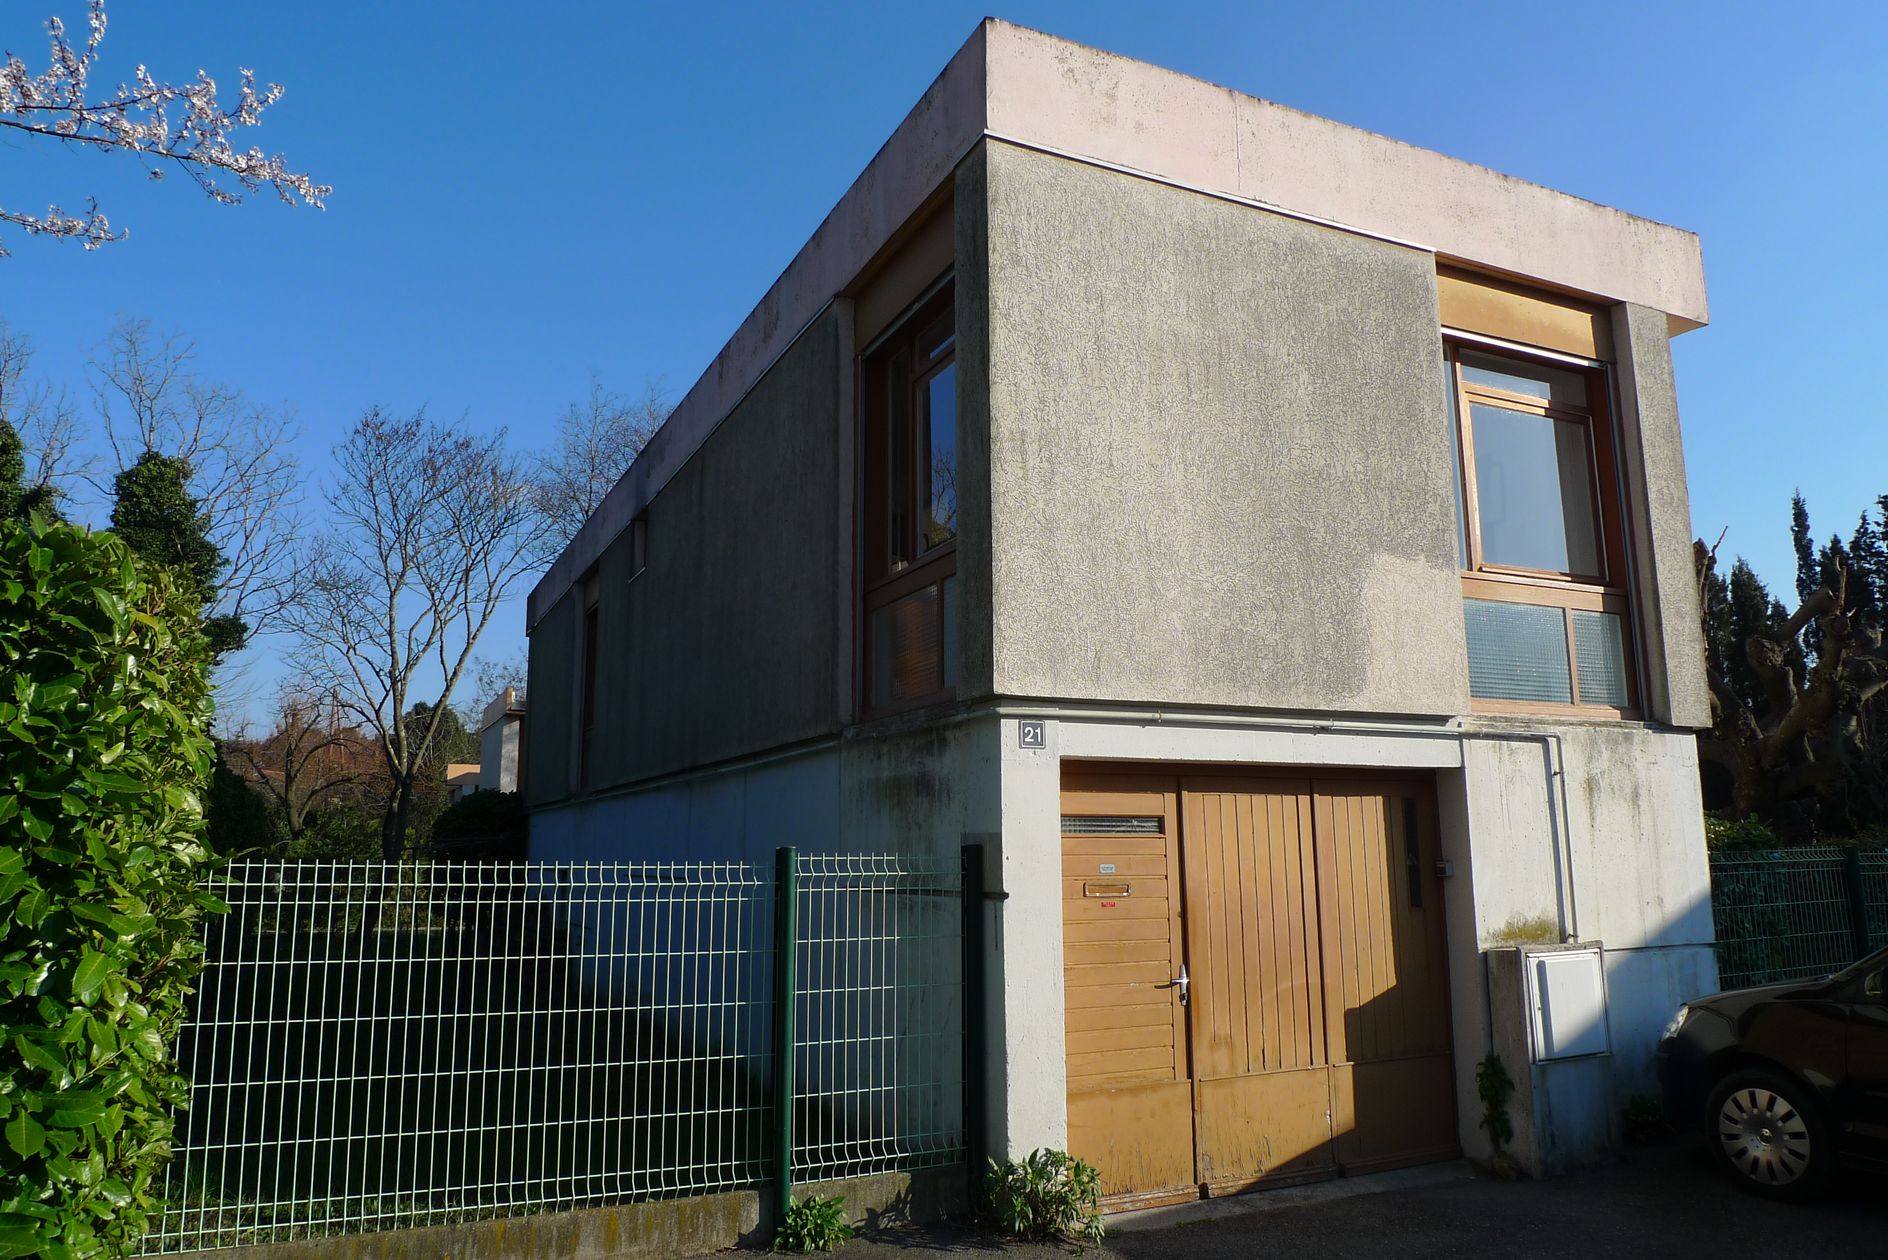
[143,852,967,1254]
[1708,847,1888,990]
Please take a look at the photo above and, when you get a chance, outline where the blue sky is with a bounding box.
[7,1,1885,721]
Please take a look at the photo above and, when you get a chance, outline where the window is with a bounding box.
[629,511,647,580]
[1446,341,1636,715]
[860,281,957,713]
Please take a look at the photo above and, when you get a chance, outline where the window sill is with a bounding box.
[1470,697,1639,722]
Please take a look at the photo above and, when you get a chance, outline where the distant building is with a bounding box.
[443,763,482,805]
[479,686,525,794]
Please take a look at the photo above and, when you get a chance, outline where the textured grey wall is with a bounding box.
[524,310,846,800]
[1613,303,1710,729]
[981,142,1470,715]
[597,309,844,785]
[524,590,576,807]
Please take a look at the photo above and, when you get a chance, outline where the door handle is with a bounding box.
[1171,962,1189,1007]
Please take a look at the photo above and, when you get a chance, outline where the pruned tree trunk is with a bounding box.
[1696,539,1888,833]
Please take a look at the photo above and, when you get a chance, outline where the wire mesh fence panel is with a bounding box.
[143,854,971,1254]
[146,860,779,1253]
[1709,848,1864,990]
[1864,851,1888,953]
[792,854,965,1182]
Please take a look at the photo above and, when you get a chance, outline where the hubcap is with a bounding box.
[1717,1087,1812,1185]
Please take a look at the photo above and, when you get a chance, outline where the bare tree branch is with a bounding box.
[289,408,549,859]
[90,317,303,637]
[533,376,668,548]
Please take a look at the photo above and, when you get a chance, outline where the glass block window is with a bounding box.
[1572,610,1629,709]
[1464,599,1572,704]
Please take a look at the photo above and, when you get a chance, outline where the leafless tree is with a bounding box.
[1696,538,1888,823]
[0,0,327,254]
[91,318,302,637]
[458,649,528,730]
[0,321,84,502]
[225,682,379,846]
[290,408,548,859]
[534,376,668,547]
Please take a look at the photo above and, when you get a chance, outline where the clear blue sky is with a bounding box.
[7,1,1885,720]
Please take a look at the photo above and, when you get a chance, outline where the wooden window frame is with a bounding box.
[858,279,956,719]
[1446,338,1640,719]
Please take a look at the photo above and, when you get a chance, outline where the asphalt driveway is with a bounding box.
[823,1143,1886,1260]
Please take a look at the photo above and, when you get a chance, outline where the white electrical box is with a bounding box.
[1529,947,1609,1061]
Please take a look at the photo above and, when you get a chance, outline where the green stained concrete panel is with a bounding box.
[580,309,845,790]
[981,142,1470,715]
[524,589,577,808]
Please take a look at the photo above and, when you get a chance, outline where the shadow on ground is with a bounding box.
[799,1143,1887,1260]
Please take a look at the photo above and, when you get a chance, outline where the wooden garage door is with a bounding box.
[1060,784,1195,1208]
[1062,774,1456,1205]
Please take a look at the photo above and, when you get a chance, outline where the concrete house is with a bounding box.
[524,21,1715,1205]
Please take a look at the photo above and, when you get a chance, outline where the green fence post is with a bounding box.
[1842,847,1871,961]
[772,846,799,1225]
[961,843,988,1197]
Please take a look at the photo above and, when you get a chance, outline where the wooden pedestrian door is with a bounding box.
[1061,775,1456,1207]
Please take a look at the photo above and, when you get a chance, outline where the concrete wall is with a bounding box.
[1441,716,1717,1164]
[526,310,850,809]
[529,719,1001,866]
[1613,303,1710,730]
[980,141,1470,716]
[525,592,577,807]
[480,714,521,793]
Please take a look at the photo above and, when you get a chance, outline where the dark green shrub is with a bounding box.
[1704,813,1779,851]
[1622,1093,1672,1147]
[0,519,225,1259]
[424,789,526,860]
[773,1193,852,1253]
[985,1149,1104,1250]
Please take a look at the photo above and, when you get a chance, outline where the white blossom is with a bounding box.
[0,0,328,254]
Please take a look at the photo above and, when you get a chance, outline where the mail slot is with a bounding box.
[1083,881,1131,898]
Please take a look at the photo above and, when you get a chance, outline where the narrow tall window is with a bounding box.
[1447,341,1636,715]
[860,281,957,714]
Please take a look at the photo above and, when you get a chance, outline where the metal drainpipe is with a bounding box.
[1464,729,1582,944]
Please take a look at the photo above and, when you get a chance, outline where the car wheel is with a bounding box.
[1706,1068,1833,1200]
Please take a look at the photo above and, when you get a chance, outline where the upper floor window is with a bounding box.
[860,281,957,714]
[1446,340,1637,716]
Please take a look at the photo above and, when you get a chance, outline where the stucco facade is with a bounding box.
[525,20,1716,1192]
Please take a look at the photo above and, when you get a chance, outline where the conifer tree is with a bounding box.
[110,451,247,654]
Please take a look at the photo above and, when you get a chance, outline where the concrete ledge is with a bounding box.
[167,1166,967,1260]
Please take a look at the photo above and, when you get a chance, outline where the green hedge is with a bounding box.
[0,520,224,1260]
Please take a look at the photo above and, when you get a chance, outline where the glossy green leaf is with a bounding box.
[3,1111,44,1157]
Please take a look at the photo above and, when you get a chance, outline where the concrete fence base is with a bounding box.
[167,1167,969,1260]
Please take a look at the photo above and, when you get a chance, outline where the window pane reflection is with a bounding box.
[1471,403,1600,576]
[922,363,956,552]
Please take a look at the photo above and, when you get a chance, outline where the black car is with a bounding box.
[1658,946,1888,1198]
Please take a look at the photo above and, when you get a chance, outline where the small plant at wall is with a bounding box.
[774,1193,853,1253]
[1621,1094,1673,1147]
[1476,1053,1519,1178]
[985,1149,1105,1251]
